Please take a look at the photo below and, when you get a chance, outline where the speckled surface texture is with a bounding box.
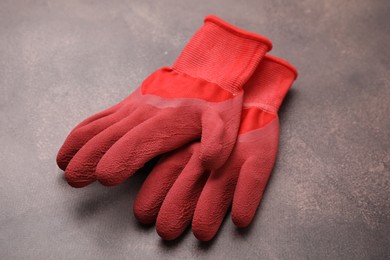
[0,0,389,259]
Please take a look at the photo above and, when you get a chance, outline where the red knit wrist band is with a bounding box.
[243,55,298,113]
[173,15,272,94]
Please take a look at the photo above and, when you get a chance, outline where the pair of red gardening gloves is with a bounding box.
[57,15,298,241]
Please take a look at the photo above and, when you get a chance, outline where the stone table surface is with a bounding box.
[0,0,389,259]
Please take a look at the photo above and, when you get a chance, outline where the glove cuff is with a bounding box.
[243,55,298,113]
[172,15,272,94]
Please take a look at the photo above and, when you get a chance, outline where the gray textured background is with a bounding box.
[1,0,389,259]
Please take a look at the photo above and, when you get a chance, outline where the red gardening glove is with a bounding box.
[56,15,272,187]
[133,55,298,241]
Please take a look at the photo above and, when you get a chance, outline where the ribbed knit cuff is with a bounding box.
[243,55,298,113]
[172,15,272,94]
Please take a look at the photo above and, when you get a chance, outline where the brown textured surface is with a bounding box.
[0,0,389,259]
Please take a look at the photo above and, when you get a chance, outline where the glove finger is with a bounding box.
[96,107,202,186]
[134,144,196,224]
[57,104,132,170]
[156,145,205,240]
[199,104,241,170]
[199,110,225,168]
[231,157,269,228]
[64,107,154,187]
[192,161,241,241]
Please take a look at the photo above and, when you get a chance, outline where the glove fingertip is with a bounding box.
[231,207,254,228]
[192,220,217,242]
[156,216,183,241]
[133,200,157,225]
[64,170,94,188]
